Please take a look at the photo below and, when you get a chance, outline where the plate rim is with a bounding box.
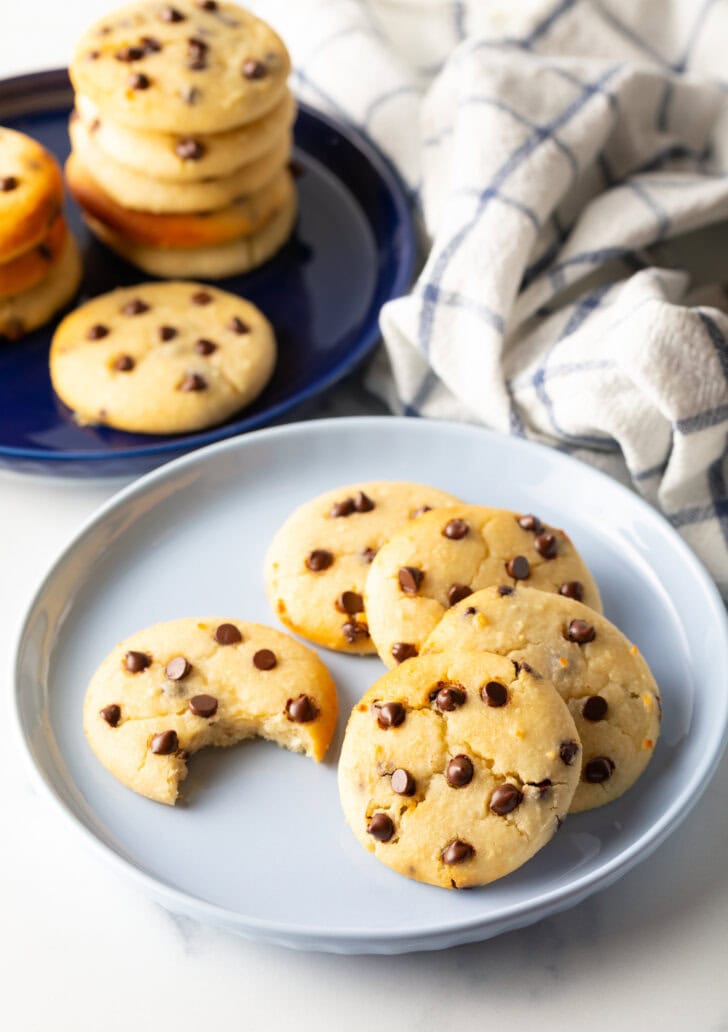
[0,69,416,466]
[12,415,728,950]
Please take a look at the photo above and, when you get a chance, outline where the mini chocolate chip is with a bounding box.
[517,513,543,533]
[85,50,100,61]
[160,5,185,21]
[86,323,109,340]
[121,297,149,315]
[342,620,369,644]
[336,591,363,614]
[513,660,541,678]
[481,681,508,707]
[361,547,377,563]
[367,812,394,842]
[306,549,333,571]
[191,290,212,305]
[559,739,580,766]
[227,315,249,334]
[253,648,276,670]
[391,768,415,796]
[330,497,354,517]
[559,580,584,602]
[194,338,217,355]
[411,505,432,518]
[585,756,615,783]
[113,354,135,372]
[432,683,466,711]
[175,137,205,160]
[37,243,53,261]
[198,0,218,8]
[354,491,375,512]
[187,39,208,70]
[446,754,474,788]
[506,555,530,579]
[115,45,145,61]
[242,58,267,79]
[530,779,552,797]
[566,619,596,644]
[490,783,523,815]
[0,176,18,192]
[189,694,218,718]
[125,650,151,673]
[391,642,418,664]
[583,695,608,721]
[158,325,177,341]
[214,622,242,645]
[398,566,423,593]
[165,656,191,680]
[141,35,162,53]
[498,585,514,596]
[288,157,305,178]
[447,583,472,607]
[443,518,469,539]
[376,702,405,729]
[534,532,558,559]
[129,72,151,89]
[179,372,207,391]
[151,730,179,754]
[441,840,474,865]
[286,694,318,723]
[100,704,121,727]
[464,607,477,616]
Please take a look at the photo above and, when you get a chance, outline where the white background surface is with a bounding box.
[2,3,728,1030]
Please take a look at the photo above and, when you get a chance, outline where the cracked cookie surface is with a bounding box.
[423,585,661,812]
[83,617,338,805]
[338,652,580,888]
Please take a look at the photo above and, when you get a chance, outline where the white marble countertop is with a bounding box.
[2,4,728,1030]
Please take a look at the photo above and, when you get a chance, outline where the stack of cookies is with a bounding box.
[0,128,81,340]
[66,0,296,279]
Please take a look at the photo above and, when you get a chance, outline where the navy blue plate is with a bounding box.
[0,69,415,477]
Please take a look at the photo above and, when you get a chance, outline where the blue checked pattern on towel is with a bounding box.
[252,0,728,593]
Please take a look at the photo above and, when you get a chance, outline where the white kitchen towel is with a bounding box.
[254,0,728,593]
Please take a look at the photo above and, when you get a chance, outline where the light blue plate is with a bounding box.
[12,417,728,953]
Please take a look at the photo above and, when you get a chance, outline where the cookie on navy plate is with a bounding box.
[364,504,602,668]
[422,585,661,812]
[84,618,338,805]
[338,651,580,888]
[264,482,462,654]
[49,280,276,433]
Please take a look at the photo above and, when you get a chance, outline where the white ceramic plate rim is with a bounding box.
[11,416,728,950]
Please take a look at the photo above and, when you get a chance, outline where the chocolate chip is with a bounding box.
[441,840,474,865]
[179,373,207,391]
[336,591,363,614]
[115,45,146,61]
[306,549,333,572]
[288,157,305,178]
[86,323,109,340]
[121,297,149,315]
[158,325,177,341]
[398,566,423,593]
[391,768,415,796]
[194,338,217,355]
[583,695,608,721]
[189,694,218,718]
[342,620,369,643]
[411,505,432,518]
[242,58,267,79]
[367,812,394,842]
[113,354,135,372]
[585,756,615,783]
[513,660,541,678]
[517,513,543,533]
[228,316,249,334]
[481,681,508,707]
[497,585,514,596]
[559,739,580,766]
[151,730,179,754]
[490,783,523,815]
[198,0,218,8]
[0,176,18,192]
[446,754,474,788]
[464,606,477,616]
[191,290,212,305]
[443,518,468,539]
[330,498,354,517]
[566,619,596,644]
[85,50,100,61]
[253,648,276,670]
[214,622,242,645]
[361,547,377,563]
[432,683,466,711]
[376,702,405,729]
[165,656,190,680]
[559,580,584,602]
[175,137,205,160]
[129,72,151,89]
[37,243,53,261]
[529,779,552,797]
[141,35,162,53]
[286,694,318,723]
[354,491,375,512]
[534,532,558,559]
[125,650,151,673]
[447,583,472,607]
[187,37,209,70]
[391,642,418,664]
[506,555,530,579]
[160,5,185,21]
[100,704,121,727]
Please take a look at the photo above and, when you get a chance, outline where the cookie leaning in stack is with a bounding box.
[0,128,81,340]
[67,1,296,278]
